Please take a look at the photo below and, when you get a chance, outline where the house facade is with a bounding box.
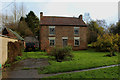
[40,12,87,52]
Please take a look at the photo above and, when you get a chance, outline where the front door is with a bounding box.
[63,39,68,47]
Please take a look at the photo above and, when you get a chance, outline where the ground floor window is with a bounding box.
[50,39,55,46]
[74,37,80,46]
[49,37,55,46]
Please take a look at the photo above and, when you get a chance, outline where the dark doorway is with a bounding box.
[63,39,68,47]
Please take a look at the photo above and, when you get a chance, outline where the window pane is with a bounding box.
[50,40,55,46]
[75,39,79,46]
[74,28,79,35]
[50,28,55,35]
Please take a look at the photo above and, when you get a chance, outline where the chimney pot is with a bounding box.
[40,12,43,19]
[79,15,83,20]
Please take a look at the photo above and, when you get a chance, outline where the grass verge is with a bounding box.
[46,66,119,78]
[21,51,48,59]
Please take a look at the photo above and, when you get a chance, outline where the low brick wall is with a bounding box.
[0,35,18,65]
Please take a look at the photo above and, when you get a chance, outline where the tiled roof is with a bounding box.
[40,16,87,27]
[7,28,24,41]
[2,27,24,41]
[24,37,39,43]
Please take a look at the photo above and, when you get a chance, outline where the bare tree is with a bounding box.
[12,1,17,22]
[1,1,26,32]
[12,1,26,23]
[0,12,2,30]
[20,2,26,17]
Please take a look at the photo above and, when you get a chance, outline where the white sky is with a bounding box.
[1,0,120,25]
[1,0,119,2]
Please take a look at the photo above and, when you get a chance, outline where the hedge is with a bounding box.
[7,41,23,63]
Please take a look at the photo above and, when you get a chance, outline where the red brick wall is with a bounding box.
[40,26,87,51]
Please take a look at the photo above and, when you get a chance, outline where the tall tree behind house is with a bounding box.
[18,17,34,37]
[25,11,39,36]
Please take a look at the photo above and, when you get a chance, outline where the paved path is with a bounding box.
[2,58,119,78]
[2,58,50,78]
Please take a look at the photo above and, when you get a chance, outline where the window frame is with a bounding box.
[74,37,80,46]
[49,26,55,35]
[49,37,55,46]
[74,27,79,35]
[62,37,68,47]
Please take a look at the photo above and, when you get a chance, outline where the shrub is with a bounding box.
[7,41,23,63]
[49,46,73,62]
[92,34,120,56]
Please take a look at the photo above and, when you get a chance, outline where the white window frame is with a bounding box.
[74,27,79,35]
[49,37,55,46]
[74,37,80,46]
[62,37,68,39]
[49,26,55,35]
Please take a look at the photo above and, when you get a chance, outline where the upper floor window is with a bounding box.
[74,27,79,35]
[49,26,55,35]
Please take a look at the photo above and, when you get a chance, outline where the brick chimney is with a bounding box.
[40,12,43,20]
[79,15,83,20]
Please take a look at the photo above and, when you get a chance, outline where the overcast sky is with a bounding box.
[1,0,120,25]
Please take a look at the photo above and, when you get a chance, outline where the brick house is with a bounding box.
[39,12,87,52]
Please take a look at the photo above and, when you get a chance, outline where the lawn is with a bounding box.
[46,66,119,78]
[21,51,49,59]
[38,49,119,74]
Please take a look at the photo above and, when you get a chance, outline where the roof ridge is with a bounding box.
[40,16,87,27]
[43,16,78,19]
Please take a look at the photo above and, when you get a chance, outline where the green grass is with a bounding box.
[38,49,119,74]
[21,51,49,59]
[46,66,119,78]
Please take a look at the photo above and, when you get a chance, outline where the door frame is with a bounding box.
[62,37,68,47]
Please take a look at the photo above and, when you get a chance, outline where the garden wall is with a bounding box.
[0,35,18,65]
